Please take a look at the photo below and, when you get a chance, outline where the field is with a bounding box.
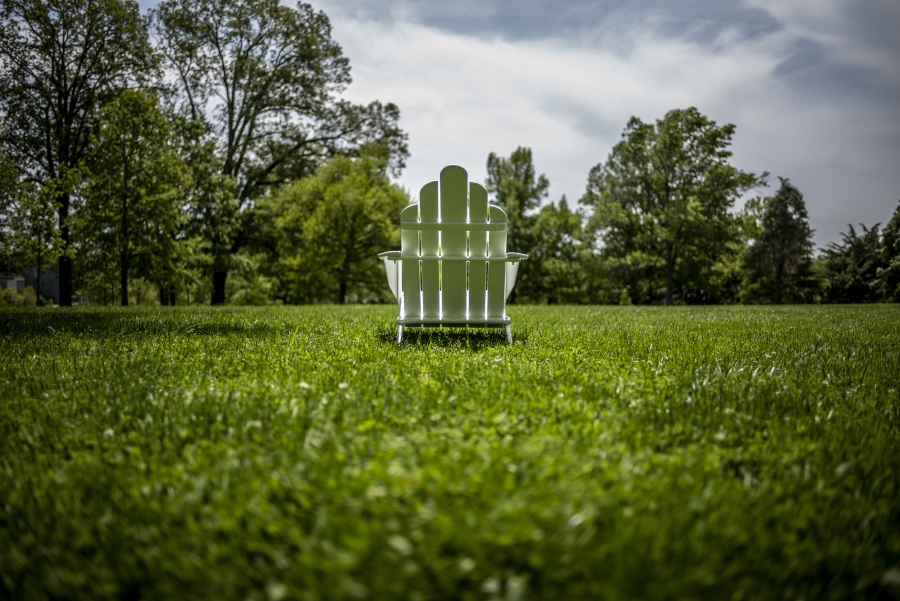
[1,305,899,600]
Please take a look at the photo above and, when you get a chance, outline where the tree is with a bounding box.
[151,0,409,304]
[485,147,549,303]
[583,107,765,305]
[0,147,65,299]
[174,118,240,305]
[0,146,19,275]
[7,181,65,301]
[742,178,816,304]
[876,201,900,302]
[77,90,189,306]
[0,0,156,305]
[820,223,885,303]
[260,154,408,304]
[516,197,591,304]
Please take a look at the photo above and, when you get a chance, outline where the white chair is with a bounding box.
[379,165,527,343]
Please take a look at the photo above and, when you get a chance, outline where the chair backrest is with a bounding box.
[399,165,509,322]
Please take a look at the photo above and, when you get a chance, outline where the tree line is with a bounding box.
[1,0,898,306]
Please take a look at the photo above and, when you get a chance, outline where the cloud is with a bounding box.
[745,0,900,88]
[322,2,899,246]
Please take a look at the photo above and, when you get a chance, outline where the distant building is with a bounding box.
[0,276,25,294]
[22,267,60,304]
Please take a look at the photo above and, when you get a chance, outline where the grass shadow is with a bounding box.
[0,307,279,339]
[377,326,528,350]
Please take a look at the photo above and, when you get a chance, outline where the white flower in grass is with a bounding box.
[103,428,114,439]
[338,382,349,390]
[299,381,310,389]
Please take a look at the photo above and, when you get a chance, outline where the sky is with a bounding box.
[144,0,900,248]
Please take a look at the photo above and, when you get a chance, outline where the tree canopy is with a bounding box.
[76,90,189,306]
[258,154,408,304]
[742,178,816,304]
[583,107,765,305]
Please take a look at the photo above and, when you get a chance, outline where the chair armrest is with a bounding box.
[506,252,528,262]
[378,250,402,261]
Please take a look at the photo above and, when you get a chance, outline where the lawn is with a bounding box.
[1,305,899,600]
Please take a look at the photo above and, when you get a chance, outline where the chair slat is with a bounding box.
[487,261,506,318]
[440,166,468,319]
[442,262,466,318]
[469,183,488,257]
[419,182,440,318]
[401,259,421,319]
[488,205,507,257]
[469,260,487,320]
[400,204,419,256]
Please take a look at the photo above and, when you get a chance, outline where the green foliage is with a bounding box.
[742,178,817,304]
[76,90,190,306]
[876,201,900,302]
[174,118,241,305]
[260,155,409,304]
[517,197,594,304]
[0,0,157,304]
[819,223,885,303]
[485,147,550,303]
[0,287,17,305]
[584,107,766,305]
[226,251,282,306]
[0,147,19,275]
[4,176,71,297]
[0,305,898,599]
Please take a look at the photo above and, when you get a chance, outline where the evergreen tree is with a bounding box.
[485,147,549,303]
[876,201,900,302]
[742,178,816,304]
[820,223,884,303]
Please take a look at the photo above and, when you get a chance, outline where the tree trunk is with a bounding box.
[160,286,169,306]
[36,253,42,301]
[57,192,72,306]
[120,254,129,306]
[212,269,227,305]
[338,279,347,305]
[774,261,784,305]
[665,246,675,306]
[121,193,129,307]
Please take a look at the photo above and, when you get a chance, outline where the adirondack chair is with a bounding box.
[379,165,527,343]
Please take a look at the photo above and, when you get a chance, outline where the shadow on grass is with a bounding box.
[0,308,279,339]
[377,326,529,350]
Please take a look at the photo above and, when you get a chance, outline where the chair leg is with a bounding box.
[505,325,512,345]
[397,325,404,344]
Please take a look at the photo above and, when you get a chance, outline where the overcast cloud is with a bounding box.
[306,0,900,247]
[138,0,900,247]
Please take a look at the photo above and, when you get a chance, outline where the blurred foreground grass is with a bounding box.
[1,305,899,600]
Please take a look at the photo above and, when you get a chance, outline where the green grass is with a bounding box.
[1,305,899,600]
